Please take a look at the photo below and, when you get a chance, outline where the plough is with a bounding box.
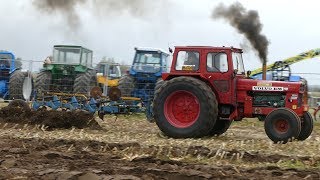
[31,90,144,119]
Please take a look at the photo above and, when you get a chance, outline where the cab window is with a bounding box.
[175,51,199,71]
[206,52,228,72]
[232,52,245,75]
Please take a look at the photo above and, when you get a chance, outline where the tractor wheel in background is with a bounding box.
[34,71,52,98]
[8,70,27,100]
[118,75,135,97]
[153,76,218,138]
[8,99,30,111]
[208,119,232,136]
[264,108,301,143]
[73,70,96,95]
[154,78,164,93]
[314,109,320,121]
[297,112,313,141]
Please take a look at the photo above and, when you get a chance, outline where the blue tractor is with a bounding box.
[118,47,170,120]
[0,51,26,100]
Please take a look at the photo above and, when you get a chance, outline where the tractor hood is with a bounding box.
[237,79,304,93]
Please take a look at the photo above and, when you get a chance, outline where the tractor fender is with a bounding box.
[162,74,220,102]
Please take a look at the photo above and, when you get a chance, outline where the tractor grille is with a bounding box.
[252,92,285,107]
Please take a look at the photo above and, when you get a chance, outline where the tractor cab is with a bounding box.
[130,47,170,79]
[50,45,93,68]
[98,63,121,80]
[96,63,122,89]
[163,46,246,105]
[169,46,245,75]
[0,51,15,73]
[42,45,94,75]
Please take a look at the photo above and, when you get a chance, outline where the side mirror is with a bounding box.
[169,47,173,53]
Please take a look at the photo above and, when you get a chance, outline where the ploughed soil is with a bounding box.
[0,106,101,130]
[0,102,320,179]
[0,137,319,180]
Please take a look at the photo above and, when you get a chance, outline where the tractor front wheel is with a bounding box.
[153,76,218,138]
[264,108,301,143]
[118,75,135,97]
[297,112,313,141]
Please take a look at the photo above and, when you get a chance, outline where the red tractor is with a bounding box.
[153,46,313,143]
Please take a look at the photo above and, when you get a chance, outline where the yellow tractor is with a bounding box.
[92,63,122,99]
[96,63,121,86]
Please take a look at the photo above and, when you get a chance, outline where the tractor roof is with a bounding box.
[175,46,243,52]
[0,50,14,54]
[54,45,92,52]
[134,47,169,55]
[0,50,15,58]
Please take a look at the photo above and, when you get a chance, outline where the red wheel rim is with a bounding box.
[164,90,200,128]
[274,119,289,134]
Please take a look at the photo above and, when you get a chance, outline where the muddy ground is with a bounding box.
[0,105,320,179]
[0,106,101,130]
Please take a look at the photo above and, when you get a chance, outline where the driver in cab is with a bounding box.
[184,52,199,70]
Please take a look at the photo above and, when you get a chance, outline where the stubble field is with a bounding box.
[0,104,319,179]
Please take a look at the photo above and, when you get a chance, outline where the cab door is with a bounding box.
[202,49,235,105]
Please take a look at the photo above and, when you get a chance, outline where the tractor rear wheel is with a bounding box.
[9,70,27,100]
[34,71,52,98]
[264,108,301,143]
[297,112,313,141]
[73,70,96,95]
[118,75,135,97]
[208,119,232,136]
[314,109,320,121]
[153,76,218,138]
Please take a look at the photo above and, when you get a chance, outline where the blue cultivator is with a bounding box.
[31,92,142,119]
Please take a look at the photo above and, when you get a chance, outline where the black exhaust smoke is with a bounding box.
[33,0,85,29]
[32,0,168,29]
[212,2,269,79]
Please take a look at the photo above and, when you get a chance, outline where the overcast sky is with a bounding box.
[0,0,320,84]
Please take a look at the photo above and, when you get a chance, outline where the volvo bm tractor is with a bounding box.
[34,45,96,97]
[153,46,312,143]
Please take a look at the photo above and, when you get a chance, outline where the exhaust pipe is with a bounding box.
[262,62,267,80]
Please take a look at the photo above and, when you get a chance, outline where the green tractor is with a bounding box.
[34,45,96,97]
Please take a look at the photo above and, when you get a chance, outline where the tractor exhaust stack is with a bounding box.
[262,62,267,80]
